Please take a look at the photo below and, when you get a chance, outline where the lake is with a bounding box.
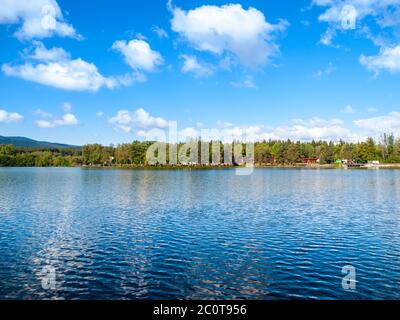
[0,167,399,300]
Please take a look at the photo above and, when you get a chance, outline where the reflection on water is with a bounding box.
[0,168,399,300]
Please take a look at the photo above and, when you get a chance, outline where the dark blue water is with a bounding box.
[0,168,399,300]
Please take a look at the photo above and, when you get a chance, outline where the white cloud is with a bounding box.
[341,105,356,114]
[136,114,357,142]
[354,112,400,135]
[2,42,127,92]
[112,39,164,73]
[170,3,288,69]
[36,120,54,129]
[188,117,355,142]
[109,108,168,133]
[180,54,214,78]
[0,109,24,123]
[360,45,400,74]
[24,40,69,61]
[0,0,79,40]
[174,120,354,142]
[2,60,118,92]
[36,113,78,128]
[230,75,257,89]
[108,107,400,143]
[109,108,400,143]
[273,117,355,141]
[96,111,104,117]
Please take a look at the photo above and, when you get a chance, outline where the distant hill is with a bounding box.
[0,136,80,149]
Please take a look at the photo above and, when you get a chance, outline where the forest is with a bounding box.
[1,134,400,167]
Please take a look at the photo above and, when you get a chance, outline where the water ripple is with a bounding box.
[0,168,399,299]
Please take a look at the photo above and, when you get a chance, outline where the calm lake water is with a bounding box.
[0,167,399,300]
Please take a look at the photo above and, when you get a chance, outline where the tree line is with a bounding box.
[1,134,400,167]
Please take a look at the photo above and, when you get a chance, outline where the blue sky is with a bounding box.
[1,0,400,145]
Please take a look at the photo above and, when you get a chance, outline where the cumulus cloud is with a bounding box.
[24,40,70,61]
[354,112,400,135]
[0,0,79,40]
[109,108,168,133]
[180,54,214,78]
[112,39,164,73]
[0,109,24,123]
[170,3,288,69]
[126,111,358,142]
[36,113,78,128]
[35,102,78,128]
[2,42,128,92]
[360,45,400,74]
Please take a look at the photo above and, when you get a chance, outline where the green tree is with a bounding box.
[354,138,377,163]
[255,143,272,165]
[285,143,301,165]
[82,144,103,165]
[271,142,283,164]
[340,144,354,161]
[115,144,131,165]
[131,141,148,166]
[319,143,335,164]
[301,143,315,158]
